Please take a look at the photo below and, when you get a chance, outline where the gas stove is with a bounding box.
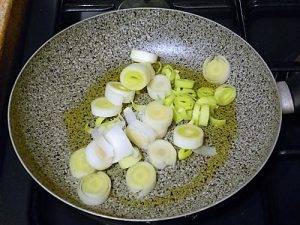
[1,1,300,225]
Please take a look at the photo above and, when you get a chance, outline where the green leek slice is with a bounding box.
[197,87,214,98]
[191,103,201,125]
[174,79,195,89]
[174,88,197,98]
[164,94,176,106]
[162,65,180,82]
[95,117,106,127]
[196,96,218,110]
[214,84,237,106]
[178,149,193,160]
[210,116,226,127]
[174,95,195,110]
[199,105,210,126]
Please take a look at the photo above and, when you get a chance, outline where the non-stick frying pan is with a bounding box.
[8,8,296,221]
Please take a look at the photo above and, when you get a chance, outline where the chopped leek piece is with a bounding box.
[173,107,187,124]
[196,96,218,110]
[164,94,176,106]
[131,102,145,112]
[85,123,93,134]
[161,65,180,82]
[197,87,215,98]
[210,116,226,127]
[174,70,180,80]
[95,117,105,127]
[162,65,175,81]
[173,124,204,149]
[203,55,230,84]
[174,95,195,110]
[199,105,210,126]
[178,149,193,160]
[174,88,197,98]
[154,61,162,74]
[214,84,237,106]
[191,103,201,125]
[120,63,152,90]
[186,110,192,120]
[174,79,195,89]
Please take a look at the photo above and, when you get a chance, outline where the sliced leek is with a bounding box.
[196,96,218,110]
[120,63,152,90]
[174,95,195,110]
[147,75,172,100]
[95,117,106,127]
[77,171,111,205]
[174,79,195,89]
[161,65,180,82]
[104,125,134,163]
[119,147,142,169]
[91,97,122,118]
[173,123,204,149]
[199,105,210,126]
[214,84,237,106]
[143,101,173,138]
[173,107,192,124]
[148,139,177,169]
[163,94,176,106]
[203,55,230,84]
[191,103,201,125]
[85,136,114,170]
[126,120,157,149]
[174,88,197,98]
[210,116,226,127]
[69,148,95,178]
[178,149,193,160]
[105,82,135,105]
[197,87,214,98]
[130,49,158,64]
[126,162,156,197]
[123,107,157,149]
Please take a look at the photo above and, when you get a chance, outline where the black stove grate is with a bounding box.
[1,1,300,225]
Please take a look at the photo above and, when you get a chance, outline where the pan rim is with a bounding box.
[7,7,282,222]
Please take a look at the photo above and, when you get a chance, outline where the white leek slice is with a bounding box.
[126,120,157,149]
[120,63,152,90]
[91,97,122,117]
[104,125,134,163]
[147,75,172,100]
[123,107,138,124]
[193,146,217,156]
[119,147,142,169]
[148,139,177,170]
[173,123,204,149]
[203,55,230,85]
[126,162,156,198]
[143,101,173,137]
[105,82,135,105]
[69,148,95,178]
[142,63,155,79]
[123,107,157,149]
[77,171,111,205]
[85,136,114,170]
[130,49,158,64]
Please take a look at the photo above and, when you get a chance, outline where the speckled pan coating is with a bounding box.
[8,8,281,221]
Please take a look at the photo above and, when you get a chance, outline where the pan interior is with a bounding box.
[9,9,281,220]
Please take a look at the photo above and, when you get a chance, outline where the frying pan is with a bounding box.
[8,8,296,221]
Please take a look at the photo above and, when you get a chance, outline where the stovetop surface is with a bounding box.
[1,1,300,225]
